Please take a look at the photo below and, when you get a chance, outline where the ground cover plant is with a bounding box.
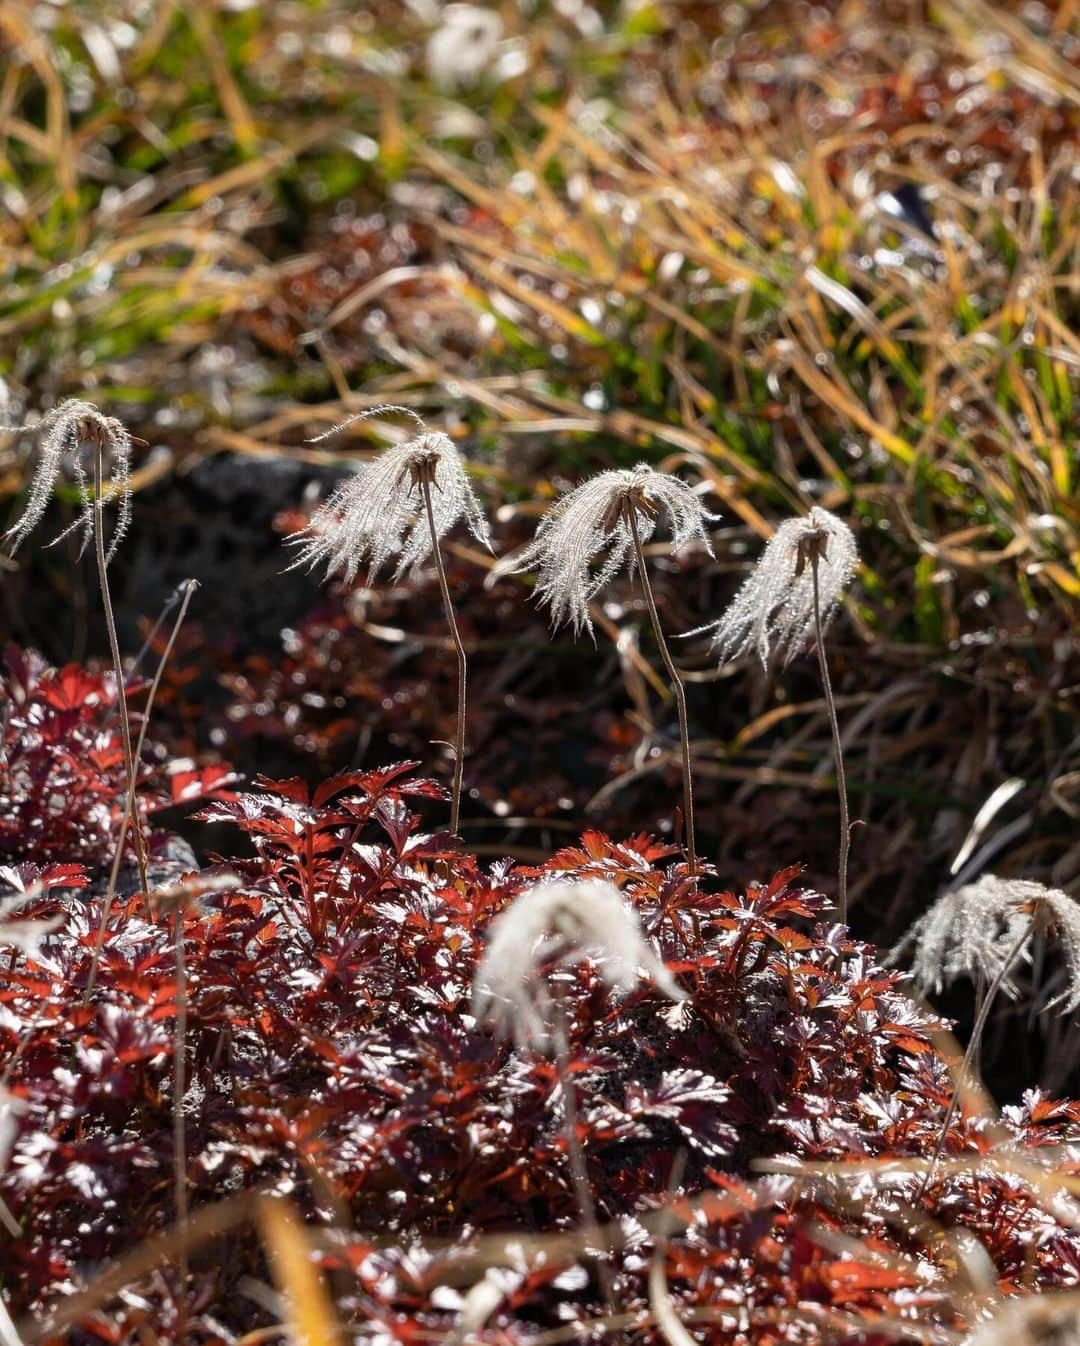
[0,0,1079,1342]
[4,748,1080,1344]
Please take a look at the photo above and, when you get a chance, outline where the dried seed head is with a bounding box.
[471,878,686,1053]
[287,407,491,584]
[426,4,502,90]
[1016,884,1080,1015]
[697,506,857,666]
[966,1286,1080,1346]
[2,398,135,561]
[491,464,717,638]
[890,874,1039,1001]
[0,1085,27,1170]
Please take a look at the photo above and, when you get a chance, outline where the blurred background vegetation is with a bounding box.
[1,0,1078,1082]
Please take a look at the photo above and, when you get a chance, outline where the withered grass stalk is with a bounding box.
[92,439,149,897]
[415,453,468,835]
[85,579,199,1001]
[624,500,697,874]
[806,537,850,924]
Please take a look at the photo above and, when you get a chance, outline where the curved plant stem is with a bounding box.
[94,445,148,896]
[811,555,849,924]
[917,919,1031,1200]
[172,906,190,1340]
[420,477,467,836]
[551,993,616,1315]
[625,503,697,875]
[85,579,199,1002]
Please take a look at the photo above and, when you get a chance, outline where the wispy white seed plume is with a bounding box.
[966,1292,1080,1346]
[492,464,717,638]
[890,874,1039,1001]
[2,398,134,561]
[471,878,685,1052]
[0,1085,27,1171]
[697,506,856,666]
[287,408,491,584]
[0,880,63,956]
[1021,883,1080,1014]
[426,4,502,90]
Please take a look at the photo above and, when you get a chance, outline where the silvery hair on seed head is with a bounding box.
[696,506,856,667]
[490,463,717,639]
[471,878,686,1053]
[891,873,1080,1016]
[286,406,491,585]
[890,874,1039,1002]
[2,398,134,562]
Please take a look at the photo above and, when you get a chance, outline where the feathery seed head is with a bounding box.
[492,463,717,638]
[287,407,491,585]
[698,506,856,666]
[471,878,685,1052]
[1014,883,1080,1014]
[2,398,134,561]
[890,874,1039,1001]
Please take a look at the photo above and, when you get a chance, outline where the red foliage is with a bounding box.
[0,646,237,873]
[1,762,1078,1343]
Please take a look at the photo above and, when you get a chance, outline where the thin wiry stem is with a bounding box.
[551,992,616,1316]
[625,503,697,876]
[811,554,849,924]
[172,906,189,1339]
[917,919,1031,1200]
[93,446,148,895]
[420,477,467,836]
[85,580,199,1001]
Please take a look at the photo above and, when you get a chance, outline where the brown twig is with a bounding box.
[419,474,468,836]
[85,579,199,1001]
[94,444,149,896]
[551,992,616,1315]
[624,502,697,875]
[172,905,190,1338]
[811,552,849,924]
[917,920,1031,1200]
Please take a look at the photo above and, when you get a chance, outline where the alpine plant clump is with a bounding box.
[493,463,717,872]
[2,398,134,562]
[697,505,858,921]
[288,406,491,836]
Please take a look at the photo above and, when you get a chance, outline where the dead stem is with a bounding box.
[93,444,148,896]
[420,476,467,836]
[172,907,190,1339]
[624,502,697,875]
[811,555,849,924]
[917,920,1031,1200]
[85,580,199,1001]
[552,993,617,1316]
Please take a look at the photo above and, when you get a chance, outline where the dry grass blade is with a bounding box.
[258,1200,344,1346]
[23,1192,259,1343]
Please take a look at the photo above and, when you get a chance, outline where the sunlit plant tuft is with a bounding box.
[288,406,491,835]
[494,463,716,872]
[494,463,715,640]
[471,877,685,1052]
[917,876,1080,1192]
[2,398,133,561]
[890,873,1038,1003]
[696,506,857,920]
[288,406,491,584]
[699,506,856,667]
[472,876,684,1302]
[1,399,147,899]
